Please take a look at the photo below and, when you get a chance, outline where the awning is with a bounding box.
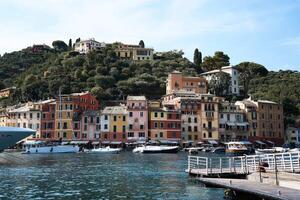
[236,122,249,126]
[255,140,266,145]
[92,141,99,145]
[226,122,236,126]
[70,141,89,144]
[207,140,218,145]
[159,140,179,144]
[240,141,252,145]
[182,140,194,144]
[110,141,122,145]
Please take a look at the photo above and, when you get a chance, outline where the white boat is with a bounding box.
[225,141,248,154]
[0,127,35,152]
[90,146,122,154]
[132,145,179,153]
[23,141,79,154]
[255,147,289,154]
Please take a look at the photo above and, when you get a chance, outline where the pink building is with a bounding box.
[126,96,148,143]
[79,110,101,141]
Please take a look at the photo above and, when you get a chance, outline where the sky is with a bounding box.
[0,0,300,71]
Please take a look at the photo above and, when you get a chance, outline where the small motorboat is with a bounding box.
[132,145,179,153]
[202,147,212,152]
[90,146,122,154]
[23,141,79,154]
[225,142,248,154]
[255,148,276,154]
[211,147,225,154]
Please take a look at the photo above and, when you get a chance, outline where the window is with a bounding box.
[67,112,71,118]
[90,117,94,123]
[154,122,158,128]
[129,124,133,130]
[74,123,78,129]
[182,127,185,132]
[43,114,46,119]
[227,114,230,121]
[37,113,40,119]
[172,132,176,138]
[51,113,55,119]
[128,132,134,137]
[104,124,108,129]
[194,135,198,140]
[96,117,100,123]
[84,125,87,131]
[57,122,61,129]
[176,114,180,119]
[203,123,206,128]
[63,132,67,138]
[129,112,133,117]
[194,126,198,132]
[24,113,26,118]
[113,134,117,139]
[220,114,223,119]
[188,118,191,123]
[161,113,164,118]
[159,132,163,137]
[154,112,158,117]
[140,125,144,130]
[123,116,126,121]
[139,132,145,137]
[63,122,67,129]
[194,118,197,123]
[113,125,117,132]
[114,116,117,121]
[29,123,32,129]
[104,134,108,139]
[160,122,164,128]
[122,125,126,132]
[208,132,212,138]
[188,126,192,131]
[140,112,143,117]
[105,115,108,120]
[188,135,192,140]
[84,117,88,123]
[122,134,126,139]
[36,123,39,129]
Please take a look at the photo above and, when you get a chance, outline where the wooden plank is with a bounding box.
[197,177,300,200]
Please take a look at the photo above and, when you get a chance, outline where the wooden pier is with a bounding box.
[196,177,300,200]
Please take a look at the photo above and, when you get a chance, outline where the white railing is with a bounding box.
[188,152,300,175]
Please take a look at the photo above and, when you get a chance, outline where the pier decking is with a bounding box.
[196,177,300,200]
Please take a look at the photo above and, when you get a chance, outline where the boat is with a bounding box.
[90,146,122,154]
[202,147,212,152]
[132,145,179,153]
[225,141,248,154]
[0,127,35,152]
[211,147,226,154]
[255,147,289,154]
[23,141,79,154]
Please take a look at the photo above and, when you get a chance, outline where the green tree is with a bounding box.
[0,80,5,90]
[202,51,230,71]
[68,39,72,50]
[52,40,68,51]
[208,71,231,96]
[236,62,268,97]
[139,40,145,48]
[193,48,202,73]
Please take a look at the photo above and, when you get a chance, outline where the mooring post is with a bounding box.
[275,154,279,186]
[259,155,262,183]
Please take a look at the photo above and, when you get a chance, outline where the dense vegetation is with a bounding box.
[0,42,299,125]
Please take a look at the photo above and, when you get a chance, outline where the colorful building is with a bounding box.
[166,71,207,95]
[126,96,148,143]
[236,98,284,145]
[39,99,56,139]
[101,106,128,143]
[80,111,101,141]
[285,127,300,147]
[148,103,181,144]
[219,102,249,142]
[115,42,154,61]
[55,92,99,140]
[74,38,106,54]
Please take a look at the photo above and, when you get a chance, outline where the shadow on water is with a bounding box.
[0,151,225,200]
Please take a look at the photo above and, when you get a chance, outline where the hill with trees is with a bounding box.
[0,42,299,125]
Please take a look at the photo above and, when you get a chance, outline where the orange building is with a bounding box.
[166,71,207,95]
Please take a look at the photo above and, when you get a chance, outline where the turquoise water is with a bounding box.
[0,152,224,199]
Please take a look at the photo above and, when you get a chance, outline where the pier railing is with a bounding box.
[188,152,300,175]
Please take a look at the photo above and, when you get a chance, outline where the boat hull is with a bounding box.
[135,146,179,154]
[90,148,121,154]
[0,127,35,152]
[24,145,79,154]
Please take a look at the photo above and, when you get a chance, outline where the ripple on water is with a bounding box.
[0,152,224,199]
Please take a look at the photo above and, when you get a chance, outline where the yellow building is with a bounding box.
[115,43,154,61]
[101,106,128,143]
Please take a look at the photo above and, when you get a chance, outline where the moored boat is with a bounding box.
[225,141,248,154]
[23,141,79,154]
[132,145,179,153]
[90,146,122,154]
[0,127,35,152]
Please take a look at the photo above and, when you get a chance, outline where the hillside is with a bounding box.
[0,43,299,125]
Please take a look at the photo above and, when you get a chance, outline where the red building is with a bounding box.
[39,99,56,139]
